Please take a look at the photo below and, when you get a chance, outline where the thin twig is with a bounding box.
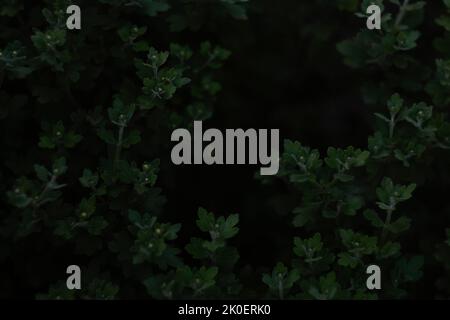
[114,125,125,167]
[395,0,410,28]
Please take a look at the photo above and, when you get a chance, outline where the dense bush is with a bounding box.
[1,0,449,299]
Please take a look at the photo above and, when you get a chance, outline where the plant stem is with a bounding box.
[389,115,395,139]
[35,175,57,207]
[195,53,217,74]
[395,0,410,28]
[381,208,393,242]
[278,279,284,300]
[114,125,125,167]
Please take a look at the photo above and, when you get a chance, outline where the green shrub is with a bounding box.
[1,0,450,300]
[0,0,243,299]
[261,0,450,299]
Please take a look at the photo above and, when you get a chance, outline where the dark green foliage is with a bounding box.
[0,0,243,299]
[259,0,450,300]
[1,0,450,300]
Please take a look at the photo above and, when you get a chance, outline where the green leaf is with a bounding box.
[170,43,192,61]
[395,30,421,51]
[108,98,135,126]
[79,169,99,189]
[38,136,55,149]
[222,214,239,239]
[128,210,142,226]
[7,187,32,208]
[378,241,401,259]
[387,216,411,233]
[148,47,169,67]
[337,252,359,268]
[436,15,450,31]
[308,272,339,300]
[52,157,67,176]
[325,147,369,171]
[34,165,50,182]
[196,207,215,232]
[293,233,325,264]
[376,177,416,210]
[87,216,108,235]
[387,93,404,115]
[342,196,364,216]
[64,131,82,148]
[364,209,384,228]
[262,262,300,293]
[140,0,171,17]
[395,256,424,282]
[122,129,141,148]
[222,2,248,20]
[118,25,147,43]
[185,238,209,259]
[97,128,116,145]
[292,205,317,227]
[77,197,96,219]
